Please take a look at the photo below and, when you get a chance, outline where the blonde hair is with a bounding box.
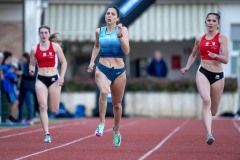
[49,32,62,44]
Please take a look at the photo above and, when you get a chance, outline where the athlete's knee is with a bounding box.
[50,108,58,114]
[211,111,217,116]
[39,104,48,112]
[100,90,108,100]
[112,102,122,109]
[202,98,211,108]
[211,108,218,116]
[48,102,59,114]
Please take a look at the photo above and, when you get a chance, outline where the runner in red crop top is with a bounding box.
[35,41,58,68]
[199,32,221,60]
[180,13,228,145]
[29,26,67,143]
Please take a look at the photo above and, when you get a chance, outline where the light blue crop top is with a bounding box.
[98,26,125,58]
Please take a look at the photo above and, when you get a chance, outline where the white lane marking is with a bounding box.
[0,121,80,140]
[0,129,10,133]
[138,119,189,160]
[232,120,240,133]
[14,119,143,160]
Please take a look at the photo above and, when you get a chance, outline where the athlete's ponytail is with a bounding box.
[49,33,62,45]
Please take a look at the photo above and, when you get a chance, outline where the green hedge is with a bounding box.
[62,79,96,92]
[126,77,237,92]
[62,77,238,92]
[126,78,197,92]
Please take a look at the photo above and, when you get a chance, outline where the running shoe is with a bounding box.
[206,133,215,145]
[95,124,104,137]
[44,134,51,143]
[113,133,122,147]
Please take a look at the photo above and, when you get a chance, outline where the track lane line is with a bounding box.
[0,121,82,140]
[138,119,189,160]
[232,119,240,133]
[14,119,144,160]
[0,129,10,132]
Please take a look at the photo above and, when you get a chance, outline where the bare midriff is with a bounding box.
[201,60,223,72]
[38,67,58,76]
[99,57,125,69]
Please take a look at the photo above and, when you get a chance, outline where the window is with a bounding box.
[233,41,240,50]
[231,56,237,75]
[231,24,240,51]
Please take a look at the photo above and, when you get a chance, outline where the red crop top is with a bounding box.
[35,42,58,68]
[199,32,221,60]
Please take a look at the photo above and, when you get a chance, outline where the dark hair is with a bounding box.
[38,25,51,33]
[206,12,220,21]
[107,6,120,18]
[2,51,12,64]
[22,52,30,63]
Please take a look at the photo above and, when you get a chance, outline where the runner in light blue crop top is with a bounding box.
[98,26,125,58]
[87,6,130,147]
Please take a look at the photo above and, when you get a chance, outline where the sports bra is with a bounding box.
[199,32,221,60]
[98,26,125,58]
[35,42,58,68]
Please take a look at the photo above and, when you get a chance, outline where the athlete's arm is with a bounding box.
[180,36,200,74]
[29,46,37,76]
[87,28,101,72]
[117,24,130,55]
[54,43,67,86]
[209,34,228,64]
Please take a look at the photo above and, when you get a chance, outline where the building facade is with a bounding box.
[0,0,239,80]
[43,0,240,80]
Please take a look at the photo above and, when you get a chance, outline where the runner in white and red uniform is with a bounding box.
[29,26,67,143]
[181,13,228,145]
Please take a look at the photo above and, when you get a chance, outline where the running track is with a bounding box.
[0,118,239,160]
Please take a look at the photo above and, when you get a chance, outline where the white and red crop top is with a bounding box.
[199,32,221,60]
[35,42,58,68]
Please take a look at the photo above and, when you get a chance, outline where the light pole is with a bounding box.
[41,0,48,25]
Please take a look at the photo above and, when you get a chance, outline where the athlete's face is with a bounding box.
[205,15,219,32]
[39,28,50,42]
[105,8,119,25]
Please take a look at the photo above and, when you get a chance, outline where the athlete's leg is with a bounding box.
[110,72,126,134]
[95,69,111,125]
[35,80,49,134]
[48,81,62,114]
[196,71,212,135]
[210,78,224,116]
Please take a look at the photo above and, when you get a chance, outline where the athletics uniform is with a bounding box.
[97,26,126,83]
[35,42,59,87]
[198,32,224,84]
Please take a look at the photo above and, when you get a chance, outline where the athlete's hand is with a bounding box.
[58,77,64,86]
[207,51,218,58]
[180,66,190,75]
[117,23,123,37]
[87,63,95,72]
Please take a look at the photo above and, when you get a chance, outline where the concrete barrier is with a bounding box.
[61,92,238,118]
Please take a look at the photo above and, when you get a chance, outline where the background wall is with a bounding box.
[0,3,23,56]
